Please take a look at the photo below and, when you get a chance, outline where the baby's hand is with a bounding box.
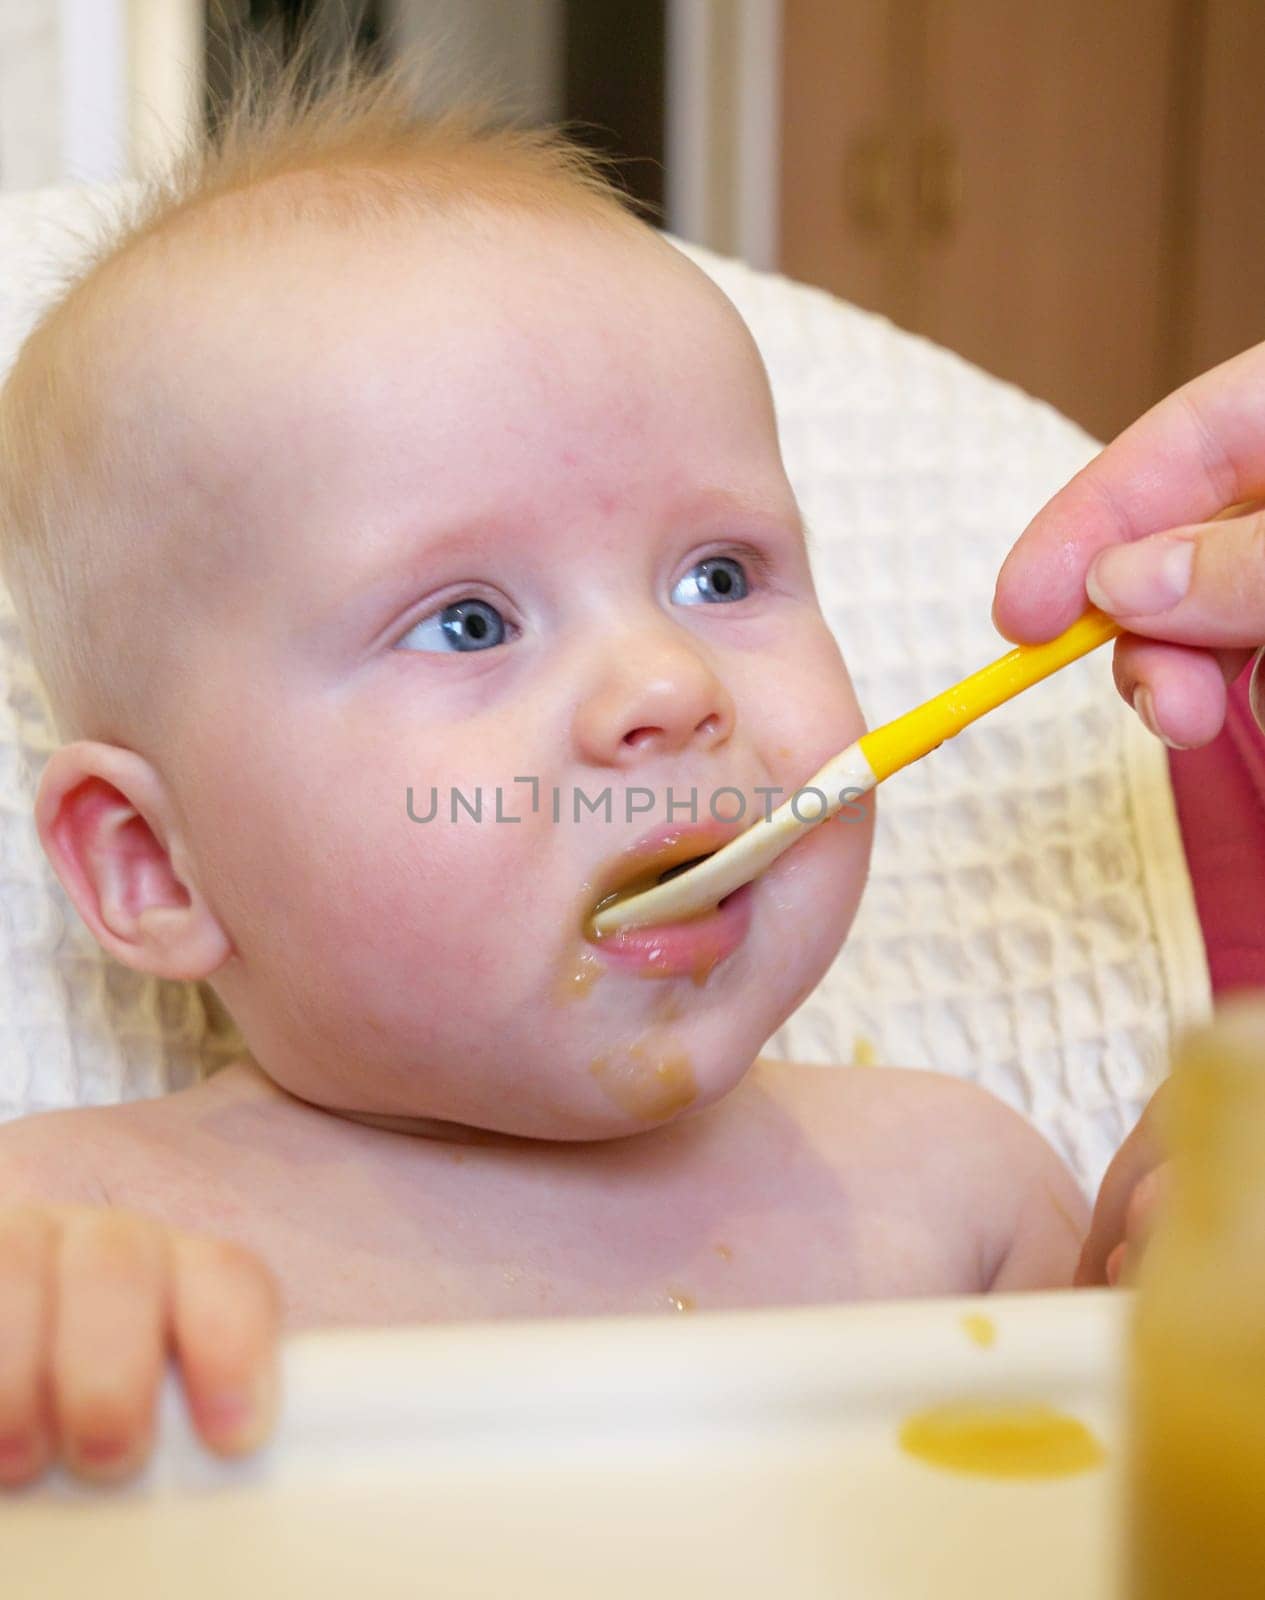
[1075,1083,1172,1287]
[0,1204,281,1487]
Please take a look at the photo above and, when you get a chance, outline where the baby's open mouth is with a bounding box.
[579,816,757,978]
[589,860,717,932]
[655,853,713,885]
[585,826,747,944]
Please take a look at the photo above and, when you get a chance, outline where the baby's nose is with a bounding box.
[572,633,736,768]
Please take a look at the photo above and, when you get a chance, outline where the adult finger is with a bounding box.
[1110,634,1253,749]
[993,340,1265,642]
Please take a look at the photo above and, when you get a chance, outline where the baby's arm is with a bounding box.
[0,1119,282,1488]
[880,1063,1090,1291]
[985,1110,1090,1292]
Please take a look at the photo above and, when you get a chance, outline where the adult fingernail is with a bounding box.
[1086,535,1194,615]
[1249,645,1265,735]
[1131,684,1192,750]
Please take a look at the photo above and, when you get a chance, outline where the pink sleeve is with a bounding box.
[1168,659,1265,995]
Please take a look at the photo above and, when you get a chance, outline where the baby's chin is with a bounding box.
[332,1041,754,1145]
[484,994,810,1143]
[538,964,796,1138]
[537,871,860,1137]
[578,1022,755,1133]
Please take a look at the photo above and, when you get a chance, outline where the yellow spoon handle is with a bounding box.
[858,606,1123,784]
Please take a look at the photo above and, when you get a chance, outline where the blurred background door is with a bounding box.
[780,0,1265,441]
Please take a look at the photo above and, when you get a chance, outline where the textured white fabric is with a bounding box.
[0,184,1212,1197]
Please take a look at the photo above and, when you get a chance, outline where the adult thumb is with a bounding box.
[1085,507,1265,650]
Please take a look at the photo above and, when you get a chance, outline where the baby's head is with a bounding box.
[0,52,872,1140]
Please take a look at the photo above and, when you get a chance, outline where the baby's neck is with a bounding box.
[322,1103,553,1149]
[219,1053,698,1156]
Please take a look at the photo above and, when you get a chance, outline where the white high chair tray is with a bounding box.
[10,1288,1127,1599]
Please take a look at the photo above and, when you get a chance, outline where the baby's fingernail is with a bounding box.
[199,1366,278,1449]
[1131,684,1191,750]
[1086,536,1194,615]
[66,1431,145,1481]
[1105,1244,1126,1287]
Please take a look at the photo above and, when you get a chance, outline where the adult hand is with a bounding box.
[992,339,1265,749]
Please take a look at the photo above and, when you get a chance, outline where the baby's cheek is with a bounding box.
[777,675,863,780]
[806,622,865,723]
[345,829,494,960]
[771,636,865,783]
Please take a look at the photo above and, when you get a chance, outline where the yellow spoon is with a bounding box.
[591,606,1123,935]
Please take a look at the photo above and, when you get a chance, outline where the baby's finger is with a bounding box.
[169,1233,282,1457]
[1075,1094,1171,1287]
[1104,1168,1172,1290]
[1123,1163,1171,1255]
[1086,509,1265,651]
[0,1208,56,1486]
[1110,634,1251,749]
[50,1210,168,1482]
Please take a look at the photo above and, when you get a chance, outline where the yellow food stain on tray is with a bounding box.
[898,1402,1106,1479]
[961,1312,996,1348]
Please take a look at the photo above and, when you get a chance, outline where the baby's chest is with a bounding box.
[252,1200,970,1329]
[322,1159,977,1325]
[100,1107,982,1327]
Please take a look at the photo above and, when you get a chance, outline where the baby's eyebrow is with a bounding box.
[676,486,807,542]
[299,516,491,643]
[301,486,805,647]
[351,519,485,591]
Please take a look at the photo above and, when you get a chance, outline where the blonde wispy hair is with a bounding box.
[0,27,641,749]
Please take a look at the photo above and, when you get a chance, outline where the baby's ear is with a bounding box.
[34,742,232,982]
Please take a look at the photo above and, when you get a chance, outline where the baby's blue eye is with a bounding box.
[672,555,750,605]
[397,598,508,653]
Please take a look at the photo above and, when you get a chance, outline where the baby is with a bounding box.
[0,54,1088,1488]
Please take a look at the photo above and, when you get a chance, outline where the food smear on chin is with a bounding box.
[589,1042,697,1120]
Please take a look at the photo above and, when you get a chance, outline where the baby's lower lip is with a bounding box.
[588,882,754,981]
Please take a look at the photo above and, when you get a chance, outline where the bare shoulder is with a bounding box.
[752,1054,1053,1154]
[0,1100,140,1206]
[752,1057,1089,1288]
[0,1065,221,1208]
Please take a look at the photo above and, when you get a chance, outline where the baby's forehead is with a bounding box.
[121,192,659,328]
[110,200,735,444]
[87,197,771,597]
[99,203,665,451]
